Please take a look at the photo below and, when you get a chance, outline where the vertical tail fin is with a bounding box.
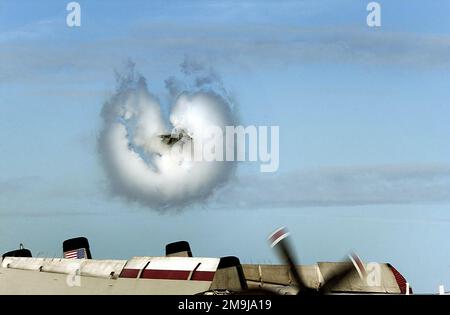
[2,244,32,259]
[210,256,248,291]
[165,241,193,257]
[63,237,92,259]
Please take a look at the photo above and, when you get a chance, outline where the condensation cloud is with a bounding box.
[98,60,237,211]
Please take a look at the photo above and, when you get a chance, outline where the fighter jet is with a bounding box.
[159,129,192,146]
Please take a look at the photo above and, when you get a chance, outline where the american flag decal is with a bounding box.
[64,248,87,259]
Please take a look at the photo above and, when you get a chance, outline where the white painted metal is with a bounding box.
[143,256,219,272]
[0,256,221,295]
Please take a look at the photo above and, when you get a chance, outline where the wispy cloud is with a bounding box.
[0,175,111,216]
[2,164,450,214]
[213,164,450,208]
[125,24,450,68]
[2,21,450,84]
[0,19,56,43]
[0,176,41,195]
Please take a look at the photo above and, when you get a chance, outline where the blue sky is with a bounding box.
[1,0,450,293]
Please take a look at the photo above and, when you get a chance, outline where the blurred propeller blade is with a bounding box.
[319,253,366,294]
[268,227,366,295]
[268,227,310,293]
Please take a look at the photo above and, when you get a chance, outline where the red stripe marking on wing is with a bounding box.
[119,268,140,278]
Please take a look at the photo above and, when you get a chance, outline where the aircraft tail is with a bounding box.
[63,237,92,259]
[165,241,193,257]
[210,256,248,291]
[2,244,32,259]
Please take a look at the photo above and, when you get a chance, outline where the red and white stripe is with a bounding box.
[268,227,290,248]
[64,249,82,259]
[119,257,220,281]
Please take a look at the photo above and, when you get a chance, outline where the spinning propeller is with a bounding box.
[267,227,366,295]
